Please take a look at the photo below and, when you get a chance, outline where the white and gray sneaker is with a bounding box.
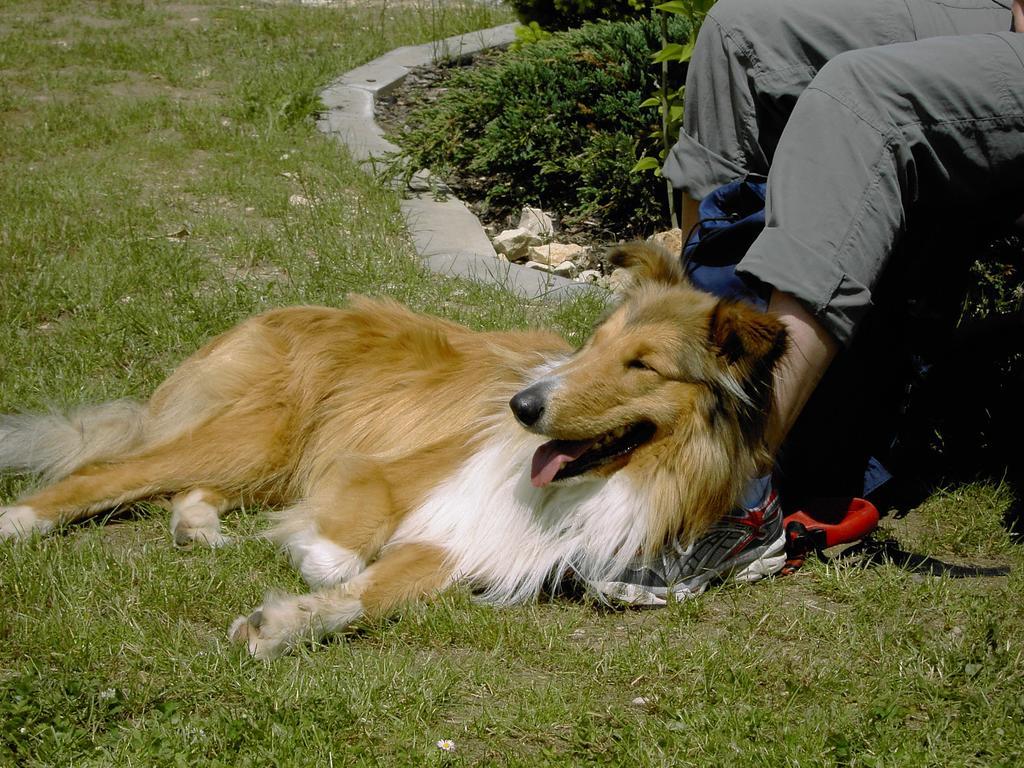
[589,477,787,606]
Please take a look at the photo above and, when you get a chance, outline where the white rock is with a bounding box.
[289,194,310,207]
[607,267,637,294]
[527,243,585,267]
[517,206,554,237]
[647,228,683,256]
[552,260,578,279]
[523,260,553,273]
[492,227,542,262]
[578,269,602,283]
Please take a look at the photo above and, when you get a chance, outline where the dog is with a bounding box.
[0,243,786,658]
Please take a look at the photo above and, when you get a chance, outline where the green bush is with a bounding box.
[392,17,691,235]
[507,0,650,30]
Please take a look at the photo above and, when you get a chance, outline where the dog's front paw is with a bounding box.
[229,589,364,659]
[0,506,53,542]
[229,612,282,661]
[228,592,312,660]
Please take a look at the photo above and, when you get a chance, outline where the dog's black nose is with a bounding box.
[510,384,548,427]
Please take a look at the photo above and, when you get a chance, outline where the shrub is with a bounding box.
[391,17,691,236]
[507,0,650,30]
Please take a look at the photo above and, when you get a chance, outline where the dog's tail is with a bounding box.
[0,400,150,481]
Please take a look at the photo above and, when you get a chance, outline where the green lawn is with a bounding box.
[1,2,1022,766]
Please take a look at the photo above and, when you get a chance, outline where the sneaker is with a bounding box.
[589,476,787,606]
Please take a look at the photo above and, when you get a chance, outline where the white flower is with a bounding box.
[436,739,456,753]
[99,688,117,701]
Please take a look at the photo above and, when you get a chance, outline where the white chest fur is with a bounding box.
[389,429,652,604]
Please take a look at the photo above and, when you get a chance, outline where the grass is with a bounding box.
[1,1,1023,766]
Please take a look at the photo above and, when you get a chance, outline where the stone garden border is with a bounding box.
[316,22,594,300]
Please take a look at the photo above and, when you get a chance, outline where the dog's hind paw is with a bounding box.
[170,497,231,548]
[174,525,232,549]
[0,506,53,542]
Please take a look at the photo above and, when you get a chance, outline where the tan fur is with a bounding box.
[525,274,785,547]
[170,488,235,547]
[0,243,787,657]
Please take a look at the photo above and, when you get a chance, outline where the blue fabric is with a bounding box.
[740,475,773,509]
[684,178,770,309]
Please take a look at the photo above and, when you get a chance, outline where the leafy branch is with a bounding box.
[633,0,713,227]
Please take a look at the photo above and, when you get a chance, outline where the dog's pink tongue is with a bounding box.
[531,438,595,488]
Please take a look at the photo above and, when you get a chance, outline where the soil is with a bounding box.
[375,52,622,268]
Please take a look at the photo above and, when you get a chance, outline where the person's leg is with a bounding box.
[741,31,1024,451]
[764,292,840,456]
[600,13,1022,604]
[666,0,1012,212]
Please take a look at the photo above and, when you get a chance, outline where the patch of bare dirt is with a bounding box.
[158,2,215,25]
[102,72,200,102]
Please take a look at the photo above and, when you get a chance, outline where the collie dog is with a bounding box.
[0,244,786,658]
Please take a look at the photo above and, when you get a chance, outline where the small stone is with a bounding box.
[631,696,652,707]
[408,168,448,195]
[552,260,578,279]
[578,269,602,283]
[607,267,637,294]
[492,228,542,262]
[523,260,553,273]
[527,243,585,267]
[289,194,310,207]
[647,228,683,256]
[165,225,191,241]
[517,206,554,237]
[573,246,600,271]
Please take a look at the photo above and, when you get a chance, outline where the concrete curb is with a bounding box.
[316,23,595,300]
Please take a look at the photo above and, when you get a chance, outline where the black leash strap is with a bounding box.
[842,536,1010,578]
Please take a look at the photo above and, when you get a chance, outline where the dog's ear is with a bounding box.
[607,242,684,288]
[708,300,788,378]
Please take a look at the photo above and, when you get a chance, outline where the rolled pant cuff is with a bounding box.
[663,130,748,200]
[736,227,871,347]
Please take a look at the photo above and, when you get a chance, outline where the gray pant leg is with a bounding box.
[738,32,1024,346]
[664,0,1011,198]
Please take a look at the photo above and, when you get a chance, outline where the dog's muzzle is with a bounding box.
[509,381,553,428]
